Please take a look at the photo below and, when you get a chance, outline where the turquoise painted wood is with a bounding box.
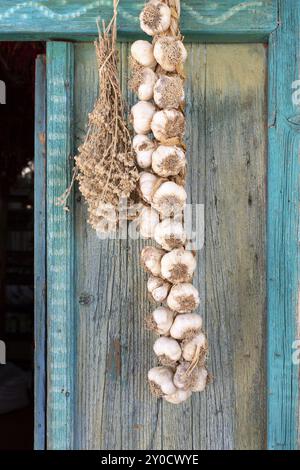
[267,0,300,450]
[34,54,46,451]
[0,0,277,41]
[46,42,76,450]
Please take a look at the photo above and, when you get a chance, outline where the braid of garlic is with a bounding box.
[131,0,209,405]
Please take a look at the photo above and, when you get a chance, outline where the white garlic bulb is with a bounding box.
[153,336,182,365]
[137,68,157,101]
[146,307,175,335]
[154,218,186,251]
[147,276,171,303]
[164,389,192,404]
[133,135,156,169]
[132,101,156,134]
[170,313,202,340]
[139,171,159,203]
[152,181,187,217]
[148,366,177,397]
[131,40,157,68]
[153,36,187,72]
[191,367,208,392]
[161,248,196,284]
[151,109,185,142]
[152,145,186,177]
[153,75,185,109]
[141,246,165,277]
[140,1,171,36]
[167,283,200,313]
[174,362,206,391]
[182,332,207,362]
[139,206,159,239]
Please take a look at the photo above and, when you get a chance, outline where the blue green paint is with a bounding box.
[46,42,76,450]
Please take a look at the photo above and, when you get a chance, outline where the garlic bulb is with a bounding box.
[139,171,159,203]
[154,218,186,251]
[141,246,165,277]
[133,135,156,169]
[147,276,171,303]
[137,67,157,101]
[153,36,187,72]
[170,313,202,340]
[132,101,156,134]
[174,362,205,391]
[182,332,207,362]
[152,145,186,177]
[191,367,208,392]
[167,283,200,313]
[153,75,185,109]
[153,336,181,366]
[164,389,192,404]
[151,109,185,142]
[161,248,196,284]
[140,1,171,36]
[148,366,177,397]
[146,307,175,335]
[140,206,160,239]
[152,181,187,217]
[131,40,157,68]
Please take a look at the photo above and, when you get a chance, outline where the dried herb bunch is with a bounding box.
[75,2,138,232]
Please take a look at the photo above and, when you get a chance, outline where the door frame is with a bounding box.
[0,0,298,450]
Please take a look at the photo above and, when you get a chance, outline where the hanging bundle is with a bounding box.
[71,0,139,234]
[130,0,209,404]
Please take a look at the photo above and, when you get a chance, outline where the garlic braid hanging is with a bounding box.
[130,0,209,404]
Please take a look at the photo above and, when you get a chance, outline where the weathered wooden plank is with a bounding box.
[73,42,267,449]
[204,44,267,450]
[46,42,76,450]
[34,54,46,450]
[0,1,277,41]
[267,0,300,450]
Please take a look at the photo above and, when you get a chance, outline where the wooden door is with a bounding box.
[71,42,267,450]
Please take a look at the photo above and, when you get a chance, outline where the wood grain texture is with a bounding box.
[46,42,76,450]
[0,0,276,41]
[34,54,46,450]
[267,0,300,450]
[73,43,267,450]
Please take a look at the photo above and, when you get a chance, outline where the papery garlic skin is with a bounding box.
[151,109,185,142]
[167,283,200,313]
[131,40,157,68]
[148,366,177,396]
[153,336,182,363]
[170,313,202,340]
[153,75,185,109]
[147,307,175,335]
[140,1,171,36]
[141,246,165,277]
[154,218,186,251]
[132,101,156,134]
[153,37,187,72]
[161,248,196,284]
[133,135,155,169]
[173,361,197,390]
[137,68,157,101]
[191,367,208,392]
[139,171,159,203]
[164,389,192,404]
[152,181,187,217]
[147,276,171,303]
[140,206,160,238]
[182,332,207,362]
[152,146,186,177]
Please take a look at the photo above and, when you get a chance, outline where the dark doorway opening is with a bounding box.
[0,42,45,450]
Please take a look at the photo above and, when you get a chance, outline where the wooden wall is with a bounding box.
[72,42,267,450]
